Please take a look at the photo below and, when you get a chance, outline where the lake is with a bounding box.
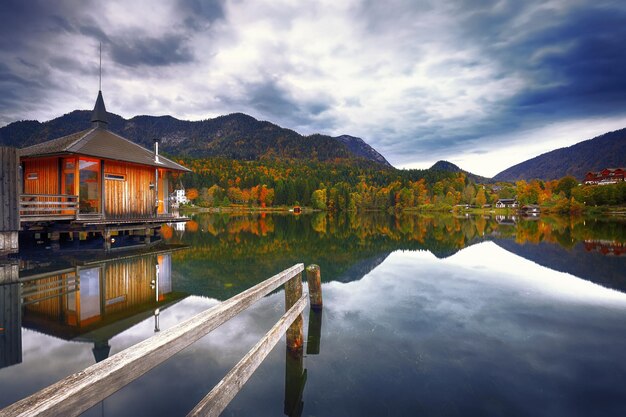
[1,212,626,416]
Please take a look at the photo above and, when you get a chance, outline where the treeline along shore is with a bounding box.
[176,157,626,214]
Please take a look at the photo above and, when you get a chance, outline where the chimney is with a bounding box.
[154,138,160,163]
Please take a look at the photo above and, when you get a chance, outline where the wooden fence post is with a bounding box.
[305,264,322,309]
[284,272,303,352]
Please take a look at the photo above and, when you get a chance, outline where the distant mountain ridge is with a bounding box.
[0,110,392,167]
[493,128,626,181]
[429,160,489,183]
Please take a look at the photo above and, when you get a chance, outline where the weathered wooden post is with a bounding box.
[0,147,19,256]
[72,231,80,249]
[50,231,60,251]
[103,229,112,251]
[305,264,322,309]
[284,272,304,352]
[144,227,151,245]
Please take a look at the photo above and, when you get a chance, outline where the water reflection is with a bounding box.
[165,212,626,296]
[1,247,186,372]
[1,212,626,416]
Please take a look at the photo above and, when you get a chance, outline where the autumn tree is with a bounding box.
[186,188,199,201]
[311,189,327,210]
[555,176,579,199]
[475,188,487,207]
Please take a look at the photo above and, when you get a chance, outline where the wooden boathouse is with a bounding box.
[16,90,191,250]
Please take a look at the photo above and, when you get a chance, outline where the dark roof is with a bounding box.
[20,128,191,172]
[91,90,108,126]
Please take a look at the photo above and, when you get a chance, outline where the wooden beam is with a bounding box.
[1,263,305,417]
[187,293,308,417]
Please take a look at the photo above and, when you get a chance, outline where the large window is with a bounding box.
[79,158,101,213]
[62,158,76,195]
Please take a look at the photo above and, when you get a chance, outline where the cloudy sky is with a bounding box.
[1,0,625,176]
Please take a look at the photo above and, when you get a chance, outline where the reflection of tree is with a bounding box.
[166,213,626,299]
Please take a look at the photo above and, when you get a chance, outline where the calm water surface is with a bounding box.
[1,213,626,416]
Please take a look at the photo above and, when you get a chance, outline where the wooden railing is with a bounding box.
[19,194,78,221]
[1,263,324,417]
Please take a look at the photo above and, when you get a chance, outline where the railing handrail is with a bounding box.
[188,293,308,417]
[19,194,79,220]
[20,194,78,199]
[1,263,306,417]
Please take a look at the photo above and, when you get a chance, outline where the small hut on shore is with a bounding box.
[17,90,191,250]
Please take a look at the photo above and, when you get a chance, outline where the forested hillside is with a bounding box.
[493,128,626,181]
[0,110,390,166]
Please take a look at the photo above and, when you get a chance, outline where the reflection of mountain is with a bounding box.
[494,239,626,292]
[168,213,496,298]
[167,213,626,300]
[333,252,392,283]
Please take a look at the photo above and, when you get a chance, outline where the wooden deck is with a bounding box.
[19,194,188,226]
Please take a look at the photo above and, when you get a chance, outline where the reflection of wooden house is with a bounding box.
[495,199,518,208]
[18,91,191,249]
[19,248,186,362]
[520,204,541,214]
[584,240,626,256]
[495,215,517,225]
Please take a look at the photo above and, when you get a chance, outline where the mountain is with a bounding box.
[0,111,392,167]
[493,128,626,181]
[429,160,489,183]
[335,135,391,167]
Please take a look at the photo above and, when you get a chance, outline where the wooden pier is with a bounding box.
[0,263,324,417]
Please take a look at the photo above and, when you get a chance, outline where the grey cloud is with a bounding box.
[373,0,626,168]
[178,0,225,31]
[219,79,338,133]
[107,34,195,67]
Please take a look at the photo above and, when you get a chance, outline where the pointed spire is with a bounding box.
[91,90,108,128]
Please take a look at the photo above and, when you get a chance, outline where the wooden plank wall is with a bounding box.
[0,147,19,255]
[22,157,59,195]
[104,161,155,218]
[0,147,19,232]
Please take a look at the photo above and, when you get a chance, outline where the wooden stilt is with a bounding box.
[50,232,60,251]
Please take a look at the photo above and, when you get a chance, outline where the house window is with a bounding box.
[79,158,101,213]
[26,172,38,180]
[104,173,126,181]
